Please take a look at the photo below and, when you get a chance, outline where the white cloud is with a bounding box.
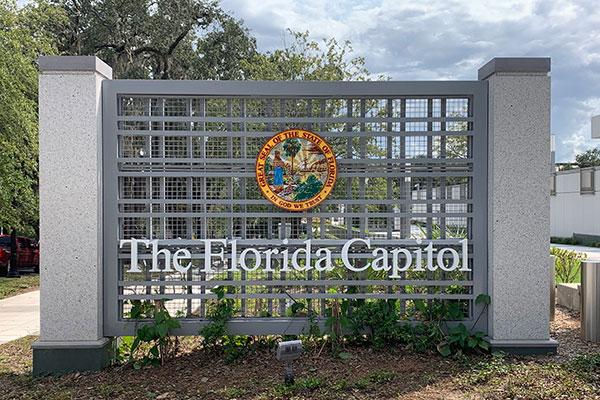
[561,97,600,159]
[563,133,591,160]
[222,0,600,161]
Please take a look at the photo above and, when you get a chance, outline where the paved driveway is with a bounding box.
[0,290,39,345]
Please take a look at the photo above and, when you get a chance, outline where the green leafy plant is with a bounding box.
[398,322,443,353]
[324,299,351,352]
[200,286,235,347]
[199,285,250,362]
[127,300,181,368]
[436,294,491,357]
[551,247,583,283]
[286,298,321,342]
[115,336,135,363]
[322,294,491,357]
[350,299,400,348]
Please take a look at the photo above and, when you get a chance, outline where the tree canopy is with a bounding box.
[53,0,257,79]
[0,0,66,236]
[0,0,374,236]
[241,30,369,81]
[575,147,600,168]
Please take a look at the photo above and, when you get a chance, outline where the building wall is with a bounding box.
[551,168,600,238]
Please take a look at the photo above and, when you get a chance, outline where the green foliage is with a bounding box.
[324,295,491,357]
[350,300,400,348]
[200,286,235,347]
[0,275,39,299]
[437,324,488,357]
[2,1,370,236]
[115,336,135,363]
[566,353,600,384]
[0,0,66,236]
[354,370,397,388]
[459,354,600,399]
[397,321,444,353]
[294,175,323,201]
[55,0,257,80]
[272,376,325,397]
[550,247,583,283]
[575,147,600,168]
[286,299,320,340]
[126,300,181,368]
[551,236,581,245]
[324,299,351,351]
[463,352,511,385]
[240,30,370,81]
[199,285,250,362]
[551,236,600,248]
[435,294,491,356]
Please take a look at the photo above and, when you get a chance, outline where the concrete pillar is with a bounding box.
[33,56,114,375]
[479,57,557,354]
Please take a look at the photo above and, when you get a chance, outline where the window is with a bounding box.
[580,168,595,195]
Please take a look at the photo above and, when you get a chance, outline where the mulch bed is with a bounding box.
[551,306,600,360]
[0,307,598,400]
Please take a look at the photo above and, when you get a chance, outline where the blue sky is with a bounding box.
[221,0,600,162]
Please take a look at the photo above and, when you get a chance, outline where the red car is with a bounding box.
[0,235,39,274]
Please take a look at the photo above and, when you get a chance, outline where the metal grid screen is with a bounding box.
[103,81,488,336]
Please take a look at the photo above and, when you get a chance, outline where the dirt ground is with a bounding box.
[0,307,599,400]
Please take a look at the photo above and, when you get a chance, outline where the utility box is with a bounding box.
[581,260,600,342]
[276,340,303,361]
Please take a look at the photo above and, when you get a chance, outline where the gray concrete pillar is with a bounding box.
[33,56,114,375]
[479,57,557,354]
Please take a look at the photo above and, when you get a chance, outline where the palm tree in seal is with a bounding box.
[283,138,302,176]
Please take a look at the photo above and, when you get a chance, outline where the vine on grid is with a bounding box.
[124,300,181,368]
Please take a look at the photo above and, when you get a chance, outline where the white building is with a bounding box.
[551,167,600,239]
[550,116,600,240]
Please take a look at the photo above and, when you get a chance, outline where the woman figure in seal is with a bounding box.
[272,151,286,192]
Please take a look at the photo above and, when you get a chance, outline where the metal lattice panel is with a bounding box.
[103,81,488,336]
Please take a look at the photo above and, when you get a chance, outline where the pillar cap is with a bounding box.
[478,57,550,80]
[38,56,112,79]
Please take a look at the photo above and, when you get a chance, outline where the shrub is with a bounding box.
[550,247,583,283]
[126,300,181,368]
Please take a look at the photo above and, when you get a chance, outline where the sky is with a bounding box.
[220,0,600,162]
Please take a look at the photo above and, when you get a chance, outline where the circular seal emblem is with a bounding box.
[256,129,337,211]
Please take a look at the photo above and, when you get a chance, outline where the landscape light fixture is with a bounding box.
[276,339,303,385]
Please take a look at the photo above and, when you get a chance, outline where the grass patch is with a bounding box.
[268,370,399,397]
[474,362,598,399]
[354,369,397,389]
[0,274,39,299]
[217,386,247,398]
[270,376,326,397]
[457,352,600,399]
[566,353,600,384]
